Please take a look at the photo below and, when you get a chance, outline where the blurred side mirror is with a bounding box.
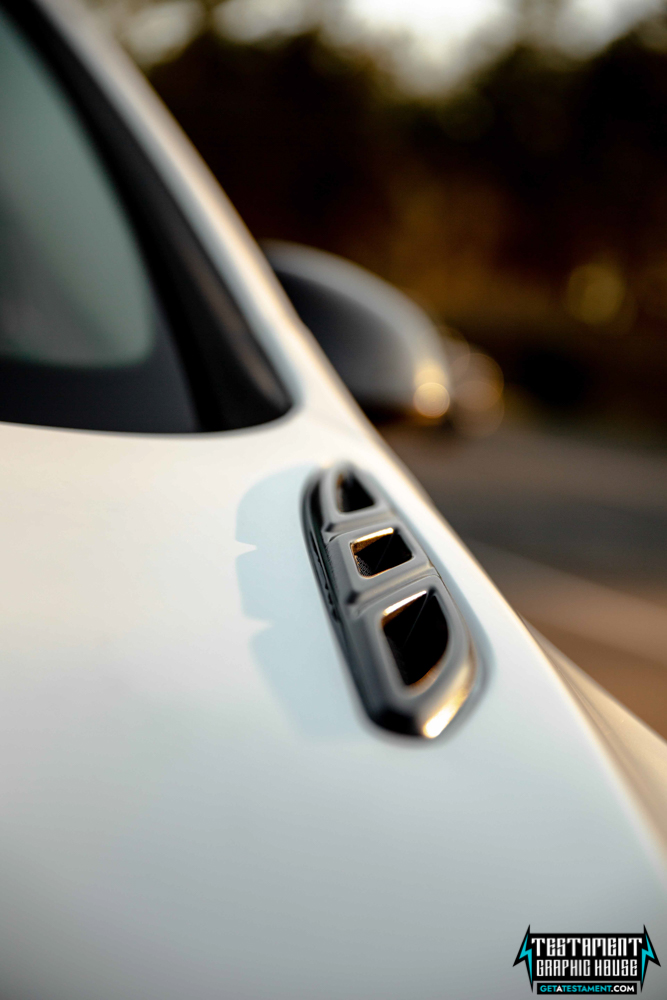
[264,241,451,421]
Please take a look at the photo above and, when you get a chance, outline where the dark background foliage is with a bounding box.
[150,21,667,431]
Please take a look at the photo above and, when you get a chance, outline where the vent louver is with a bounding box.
[383,591,449,687]
[336,471,374,513]
[351,529,411,577]
[305,465,477,738]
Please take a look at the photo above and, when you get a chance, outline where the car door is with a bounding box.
[0,3,665,999]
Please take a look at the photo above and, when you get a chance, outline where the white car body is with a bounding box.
[0,2,665,998]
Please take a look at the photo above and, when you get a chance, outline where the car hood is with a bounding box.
[0,410,663,1000]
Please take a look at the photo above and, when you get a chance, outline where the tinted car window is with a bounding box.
[0,8,203,433]
[0,5,290,433]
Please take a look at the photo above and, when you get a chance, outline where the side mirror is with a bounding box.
[264,241,451,420]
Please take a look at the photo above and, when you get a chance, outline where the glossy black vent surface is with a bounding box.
[352,530,411,577]
[304,465,476,738]
[383,591,449,686]
[336,472,374,513]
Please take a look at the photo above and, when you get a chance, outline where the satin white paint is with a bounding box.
[0,2,665,997]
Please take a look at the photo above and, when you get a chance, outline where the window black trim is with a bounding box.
[1,0,291,432]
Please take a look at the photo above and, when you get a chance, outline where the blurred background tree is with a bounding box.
[85,0,667,433]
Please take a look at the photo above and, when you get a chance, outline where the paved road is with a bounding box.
[381,420,667,738]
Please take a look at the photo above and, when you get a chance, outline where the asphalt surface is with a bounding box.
[381,420,667,739]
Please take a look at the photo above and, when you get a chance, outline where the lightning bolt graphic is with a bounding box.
[513,926,534,988]
[640,926,660,989]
